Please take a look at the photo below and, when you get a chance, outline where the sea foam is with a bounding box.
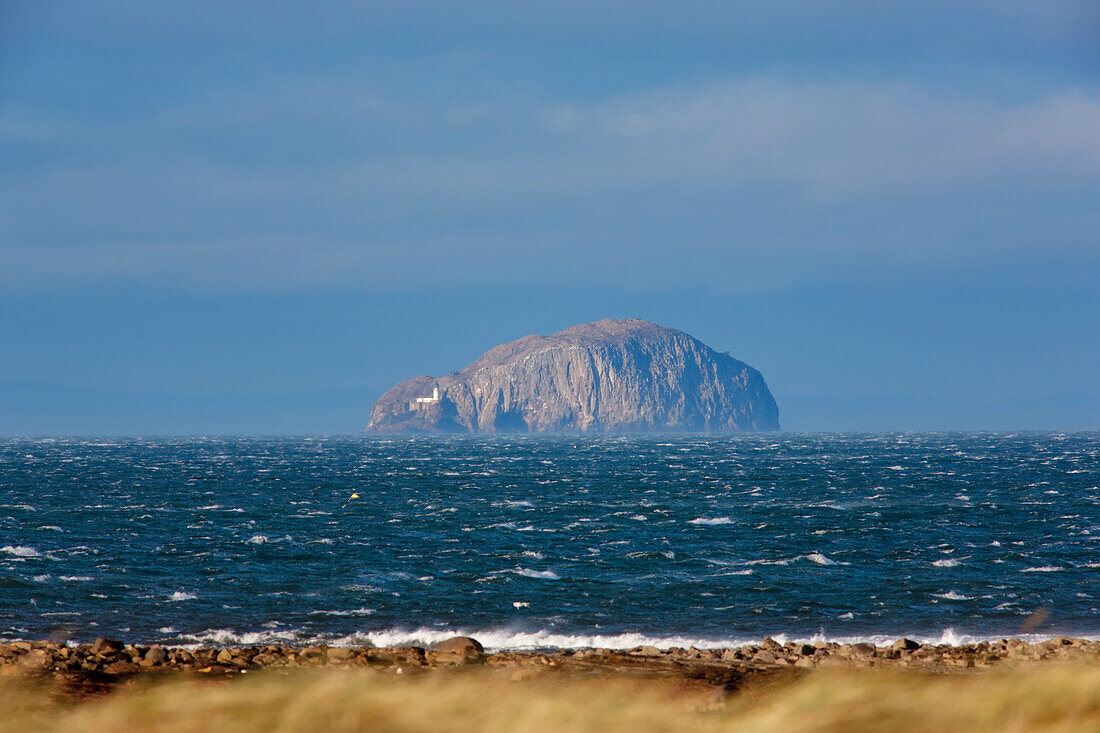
[513,568,561,580]
[1,545,41,558]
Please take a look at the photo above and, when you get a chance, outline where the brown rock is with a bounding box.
[104,661,140,675]
[849,643,877,658]
[93,638,124,653]
[216,649,234,664]
[144,646,167,665]
[432,637,484,655]
[17,649,50,670]
[892,638,920,652]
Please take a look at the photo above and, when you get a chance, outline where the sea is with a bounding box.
[2,433,1098,651]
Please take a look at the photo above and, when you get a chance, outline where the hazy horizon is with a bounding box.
[2,2,1098,434]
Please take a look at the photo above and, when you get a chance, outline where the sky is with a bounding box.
[1,1,1098,433]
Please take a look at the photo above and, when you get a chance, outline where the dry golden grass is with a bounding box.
[2,663,1100,732]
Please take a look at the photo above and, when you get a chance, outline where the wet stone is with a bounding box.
[93,638,124,654]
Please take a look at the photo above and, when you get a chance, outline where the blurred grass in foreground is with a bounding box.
[3,664,1100,732]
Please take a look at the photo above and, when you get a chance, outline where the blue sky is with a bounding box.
[1,1,1098,432]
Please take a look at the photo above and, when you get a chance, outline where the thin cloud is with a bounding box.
[1,76,1098,291]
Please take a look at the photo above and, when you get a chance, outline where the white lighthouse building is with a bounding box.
[413,386,440,407]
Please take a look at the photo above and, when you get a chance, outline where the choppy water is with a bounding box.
[2,433,1098,650]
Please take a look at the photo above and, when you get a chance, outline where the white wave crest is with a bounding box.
[167,591,197,601]
[1020,566,1064,573]
[350,628,756,652]
[178,628,305,647]
[163,625,1100,652]
[805,552,840,566]
[308,608,376,617]
[689,517,733,525]
[513,568,561,580]
[2,545,41,558]
[932,559,960,567]
[933,591,974,601]
[245,535,269,545]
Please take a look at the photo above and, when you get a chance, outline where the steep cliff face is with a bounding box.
[367,319,779,433]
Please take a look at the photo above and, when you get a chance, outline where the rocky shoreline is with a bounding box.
[4,635,1099,697]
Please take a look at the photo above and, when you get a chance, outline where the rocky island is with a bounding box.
[367,318,779,433]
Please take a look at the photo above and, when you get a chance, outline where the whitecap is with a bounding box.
[1020,566,1064,573]
[245,535,269,545]
[1,545,41,558]
[167,591,197,601]
[805,552,841,566]
[933,591,974,601]
[513,568,561,580]
[348,627,753,652]
[744,557,794,566]
[178,628,305,647]
[59,576,93,582]
[932,559,960,567]
[689,517,733,525]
